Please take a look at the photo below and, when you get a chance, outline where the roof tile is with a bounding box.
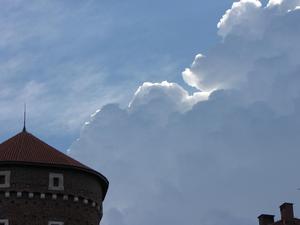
[0,131,89,169]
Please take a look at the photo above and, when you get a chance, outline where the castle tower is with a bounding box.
[0,129,108,225]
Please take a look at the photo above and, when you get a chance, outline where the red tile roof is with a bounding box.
[0,130,89,169]
[0,130,109,198]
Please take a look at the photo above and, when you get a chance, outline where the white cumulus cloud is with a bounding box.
[217,0,263,39]
[267,0,300,9]
[69,1,300,225]
[129,81,210,114]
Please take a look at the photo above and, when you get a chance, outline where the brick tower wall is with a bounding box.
[0,164,105,225]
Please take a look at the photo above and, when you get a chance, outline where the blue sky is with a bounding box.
[0,0,233,150]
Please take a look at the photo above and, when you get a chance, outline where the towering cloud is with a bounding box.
[70,1,300,225]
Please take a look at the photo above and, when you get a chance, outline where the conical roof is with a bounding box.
[0,130,88,168]
[0,130,108,197]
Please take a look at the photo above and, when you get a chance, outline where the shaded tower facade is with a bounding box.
[0,130,108,225]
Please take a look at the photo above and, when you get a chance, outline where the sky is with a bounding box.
[0,0,233,149]
[3,0,300,225]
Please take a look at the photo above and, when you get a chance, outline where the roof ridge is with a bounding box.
[16,131,25,160]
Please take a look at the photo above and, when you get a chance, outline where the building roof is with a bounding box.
[0,130,88,168]
[0,130,108,198]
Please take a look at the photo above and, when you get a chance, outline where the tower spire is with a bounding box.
[23,103,26,132]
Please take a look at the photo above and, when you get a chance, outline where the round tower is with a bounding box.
[0,130,108,225]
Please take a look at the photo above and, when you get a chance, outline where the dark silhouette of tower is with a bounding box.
[258,203,300,225]
[0,129,108,225]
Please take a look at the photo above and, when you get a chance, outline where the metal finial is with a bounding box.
[23,103,26,132]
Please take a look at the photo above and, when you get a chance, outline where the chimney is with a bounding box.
[280,203,294,221]
[258,214,275,225]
